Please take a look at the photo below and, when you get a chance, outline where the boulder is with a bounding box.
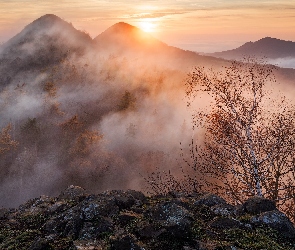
[58,185,88,201]
[136,223,166,239]
[103,190,146,210]
[239,196,276,215]
[117,212,138,226]
[29,237,52,250]
[210,203,236,217]
[80,196,119,220]
[45,206,83,238]
[250,210,295,239]
[109,234,143,250]
[78,219,113,240]
[194,194,227,207]
[149,202,193,238]
[0,208,8,219]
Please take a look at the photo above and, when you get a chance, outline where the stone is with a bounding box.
[194,194,227,207]
[117,212,138,226]
[58,185,88,201]
[149,202,193,238]
[250,210,295,239]
[0,208,8,219]
[45,206,83,239]
[136,223,166,239]
[210,203,236,217]
[103,190,146,210]
[239,196,276,215]
[109,234,142,250]
[78,219,113,240]
[29,237,52,250]
[81,196,119,220]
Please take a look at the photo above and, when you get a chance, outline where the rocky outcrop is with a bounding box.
[0,186,294,250]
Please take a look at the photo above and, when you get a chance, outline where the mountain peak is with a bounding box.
[94,22,165,52]
[111,22,137,31]
[98,22,144,38]
[34,14,63,23]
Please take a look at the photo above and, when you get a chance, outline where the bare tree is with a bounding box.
[185,60,295,213]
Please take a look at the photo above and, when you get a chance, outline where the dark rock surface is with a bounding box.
[250,210,295,239]
[238,196,277,215]
[0,186,295,250]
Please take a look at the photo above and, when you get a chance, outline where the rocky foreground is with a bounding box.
[1,186,295,249]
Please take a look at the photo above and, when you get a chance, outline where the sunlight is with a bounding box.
[139,20,156,33]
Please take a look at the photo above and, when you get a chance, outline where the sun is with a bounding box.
[139,21,156,33]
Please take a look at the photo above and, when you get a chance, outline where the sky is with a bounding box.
[0,0,295,52]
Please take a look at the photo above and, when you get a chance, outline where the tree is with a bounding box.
[0,123,18,154]
[185,60,295,214]
[117,90,136,111]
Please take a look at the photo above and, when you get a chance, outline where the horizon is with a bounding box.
[1,1,295,53]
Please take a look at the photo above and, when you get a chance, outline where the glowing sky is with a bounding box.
[1,0,295,52]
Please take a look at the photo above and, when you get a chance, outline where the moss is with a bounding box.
[221,228,293,250]
[238,214,252,223]
[0,229,41,250]
[18,212,49,229]
[191,220,207,240]
[49,237,76,250]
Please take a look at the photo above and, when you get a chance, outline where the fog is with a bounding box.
[268,57,295,69]
[0,14,294,208]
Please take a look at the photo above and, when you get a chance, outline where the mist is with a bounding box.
[1,14,295,208]
[268,57,295,69]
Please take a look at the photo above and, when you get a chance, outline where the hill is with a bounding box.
[0,186,295,249]
[209,37,295,60]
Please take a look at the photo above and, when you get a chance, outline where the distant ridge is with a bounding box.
[209,37,295,60]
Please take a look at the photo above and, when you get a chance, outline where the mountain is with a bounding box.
[0,14,93,87]
[1,14,93,57]
[94,22,225,71]
[0,14,295,210]
[209,37,295,60]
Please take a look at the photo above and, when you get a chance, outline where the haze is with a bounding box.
[1,0,295,52]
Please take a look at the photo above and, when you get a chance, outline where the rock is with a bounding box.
[194,194,227,207]
[149,202,193,238]
[103,190,146,210]
[136,224,166,239]
[47,201,68,214]
[45,206,83,238]
[210,203,236,217]
[250,210,295,239]
[29,237,52,250]
[209,217,241,230]
[58,185,88,201]
[239,196,276,215]
[81,196,119,220]
[109,234,143,250]
[117,212,138,226]
[1,188,294,249]
[0,208,8,219]
[78,219,113,240]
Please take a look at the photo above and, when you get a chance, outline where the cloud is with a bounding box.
[122,11,187,19]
